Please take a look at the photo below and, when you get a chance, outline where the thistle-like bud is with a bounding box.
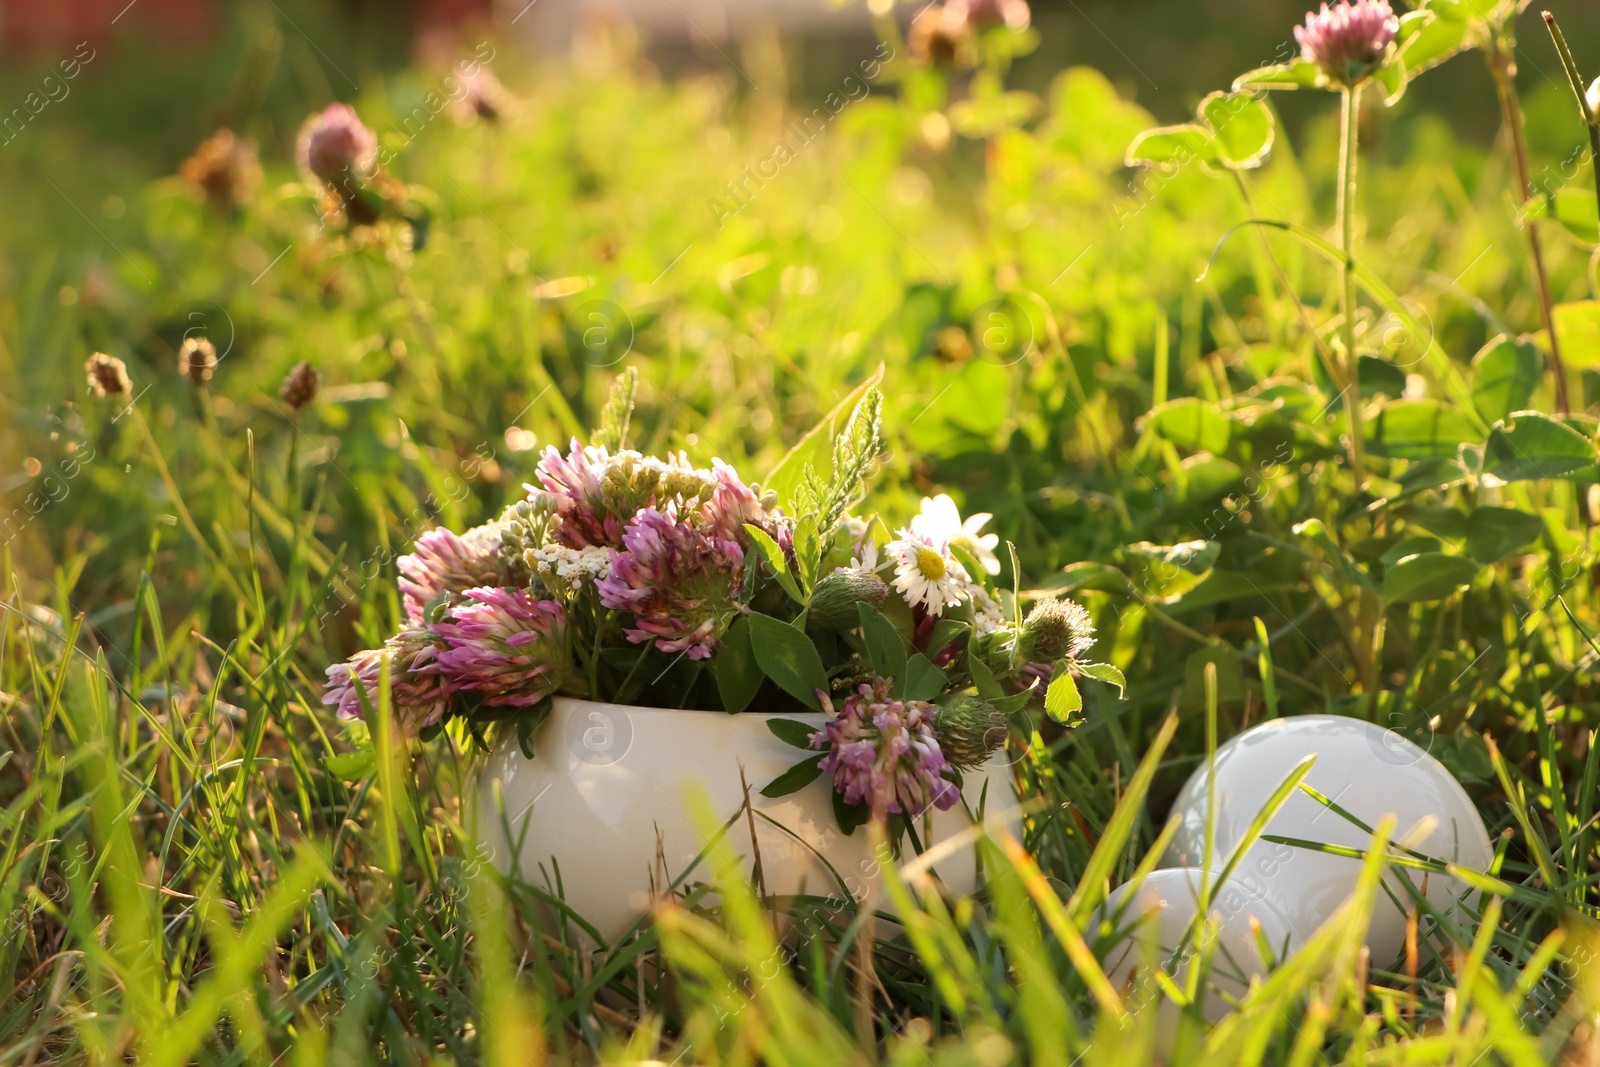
[808,568,891,630]
[178,336,217,386]
[279,361,320,410]
[85,353,130,398]
[1018,596,1094,663]
[933,694,1008,769]
[1294,0,1398,86]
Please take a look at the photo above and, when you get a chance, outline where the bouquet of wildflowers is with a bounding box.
[325,373,1119,832]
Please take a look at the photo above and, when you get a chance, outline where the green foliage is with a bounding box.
[3,0,1600,1061]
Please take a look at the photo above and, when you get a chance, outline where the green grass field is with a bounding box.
[2,1,1600,1062]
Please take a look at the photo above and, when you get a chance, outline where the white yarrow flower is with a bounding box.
[910,493,1001,576]
[887,529,970,615]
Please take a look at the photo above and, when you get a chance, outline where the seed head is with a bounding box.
[84,353,130,398]
[279,361,321,411]
[178,336,217,386]
[1294,1,1398,86]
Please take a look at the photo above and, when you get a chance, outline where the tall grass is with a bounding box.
[2,4,1600,1063]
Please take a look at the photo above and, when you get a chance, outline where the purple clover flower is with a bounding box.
[700,459,766,540]
[811,681,961,818]
[396,525,512,624]
[1294,1,1398,84]
[296,103,378,187]
[534,439,626,548]
[323,628,449,733]
[595,507,745,660]
[429,587,569,706]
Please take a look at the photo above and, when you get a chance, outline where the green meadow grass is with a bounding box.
[2,5,1600,1063]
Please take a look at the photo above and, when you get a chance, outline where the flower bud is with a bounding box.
[949,0,1030,32]
[1587,76,1600,119]
[84,352,130,397]
[296,103,378,188]
[933,694,1008,769]
[178,336,217,387]
[279,361,320,410]
[179,129,261,213]
[808,568,891,630]
[1018,596,1094,663]
[908,4,973,66]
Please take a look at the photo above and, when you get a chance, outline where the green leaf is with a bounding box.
[1044,669,1082,723]
[745,523,804,604]
[1552,302,1600,369]
[1077,662,1126,699]
[1367,398,1478,460]
[925,618,968,655]
[761,754,824,798]
[833,788,869,836]
[747,614,829,710]
[1382,552,1481,602]
[1358,354,1408,399]
[1373,53,1409,105]
[1471,336,1543,423]
[793,514,821,591]
[1201,91,1275,170]
[967,650,1005,699]
[764,367,885,507]
[1381,536,1441,568]
[324,749,376,780]
[857,603,908,682]
[900,653,947,702]
[767,717,818,749]
[1124,539,1220,575]
[1520,190,1598,246]
[1232,59,1326,92]
[1143,397,1232,453]
[1464,506,1545,564]
[713,615,765,714]
[1400,6,1471,75]
[1482,412,1598,482]
[1124,124,1216,168]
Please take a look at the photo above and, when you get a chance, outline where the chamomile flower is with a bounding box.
[910,493,1001,576]
[887,528,970,615]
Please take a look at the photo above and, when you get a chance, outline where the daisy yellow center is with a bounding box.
[915,546,947,580]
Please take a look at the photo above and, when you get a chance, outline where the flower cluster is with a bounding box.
[397,524,518,623]
[325,424,786,733]
[323,627,449,733]
[811,681,961,818]
[429,588,569,706]
[1294,0,1398,85]
[324,383,1105,841]
[595,507,746,660]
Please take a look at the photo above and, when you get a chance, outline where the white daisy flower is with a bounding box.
[887,528,970,615]
[910,493,1001,576]
[840,514,883,573]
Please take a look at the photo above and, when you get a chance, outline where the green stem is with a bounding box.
[1489,38,1571,413]
[1338,84,1368,494]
